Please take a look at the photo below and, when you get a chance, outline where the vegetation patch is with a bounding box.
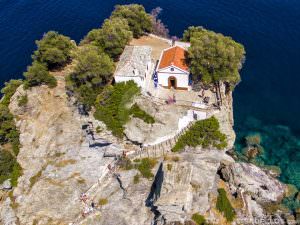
[18,94,28,107]
[135,158,157,179]
[94,81,140,138]
[29,169,43,188]
[167,164,172,171]
[32,31,75,70]
[129,103,155,124]
[54,159,76,168]
[98,198,108,206]
[118,157,134,170]
[191,213,207,225]
[24,61,57,89]
[183,26,245,88]
[133,174,140,184]
[216,188,236,222]
[67,45,115,109]
[172,117,227,152]
[0,80,23,186]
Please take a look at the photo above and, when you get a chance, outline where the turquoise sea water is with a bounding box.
[0,0,299,196]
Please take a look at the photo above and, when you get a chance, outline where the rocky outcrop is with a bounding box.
[4,76,124,224]
[0,74,293,225]
[219,162,286,203]
[154,150,235,224]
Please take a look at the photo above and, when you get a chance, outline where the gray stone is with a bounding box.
[1,179,12,190]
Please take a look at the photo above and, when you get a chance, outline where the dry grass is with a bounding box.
[54,159,76,168]
[130,35,170,61]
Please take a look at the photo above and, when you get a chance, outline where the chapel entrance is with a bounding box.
[168,76,177,89]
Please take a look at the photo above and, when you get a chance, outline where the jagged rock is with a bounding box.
[4,77,124,224]
[0,197,18,225]
[154,150,235,223]
[0,179,12,190]
[220,162,286,203]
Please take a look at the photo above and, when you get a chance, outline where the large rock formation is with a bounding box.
[0,75,295,225]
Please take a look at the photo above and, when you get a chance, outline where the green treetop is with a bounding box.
[32,31,75,69]
[23,61,57,88]
[84,18,133,60]
[68,46,115,108]
[186,26,245,87]
[182,26,205,42]
[111,4,152,38]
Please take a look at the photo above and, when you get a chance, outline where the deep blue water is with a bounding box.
[1,1,300,188]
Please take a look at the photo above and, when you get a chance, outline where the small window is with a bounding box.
[170,67,174,72]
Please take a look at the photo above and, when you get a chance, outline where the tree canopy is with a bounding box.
[68,46,115,108]
[84,18,132,60]
[172,116,227,152]
[23,61,57,88]
[111,4,152,38]
[186,26,245,86]
[182,26,205,42]
[33,31,75,69]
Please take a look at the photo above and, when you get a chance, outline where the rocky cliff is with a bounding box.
[0,75,296,225]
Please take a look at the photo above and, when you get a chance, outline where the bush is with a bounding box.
[216,188,236,222]
[18,95,28,107]
[0,80,22,186]
[98,198,108,206]
[33,31,75,69]
[111,4,152,38]
[0,105,19,147]
[24,61,57,88]
[191,213,207,225]
[136,158,157,179]
[186,26,245,87]
[84,18,132,60]
[129,103,155,124]
[0,151,15,183]
[172,117,227,152]
[0,79,23,106]
[167,164,172,171]
[67,46,114,109]
[94,81,140,138]
[118,158,133,170]
[133,174,140,184]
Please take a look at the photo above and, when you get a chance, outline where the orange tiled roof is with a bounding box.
[158,46,189,72]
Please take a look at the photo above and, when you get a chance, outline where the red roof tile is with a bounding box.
[158,46,189,72]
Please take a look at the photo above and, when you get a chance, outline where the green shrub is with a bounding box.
[32,31,75,70]
[118,158,133,170]
[83,18,132,60]
[24,61,57,88]
[0,151,15,184]
[111,4,152,38]
[130,103,155,124]
[167,164,172,171]
[0,80,23,186]
[94,81,140,138]
[135,158,157,179]
[96,126,102,133]
[10,162,22,187]
[29,169,43,188]
[18,95,28,107]
[67,45,115,109]
[185,26,245,87]
[172,117,227,152]
[191,213,207,225]
[1,79,23,106]
[98,198,108,205]
[216,188,236,222]
[133,174,140,184]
